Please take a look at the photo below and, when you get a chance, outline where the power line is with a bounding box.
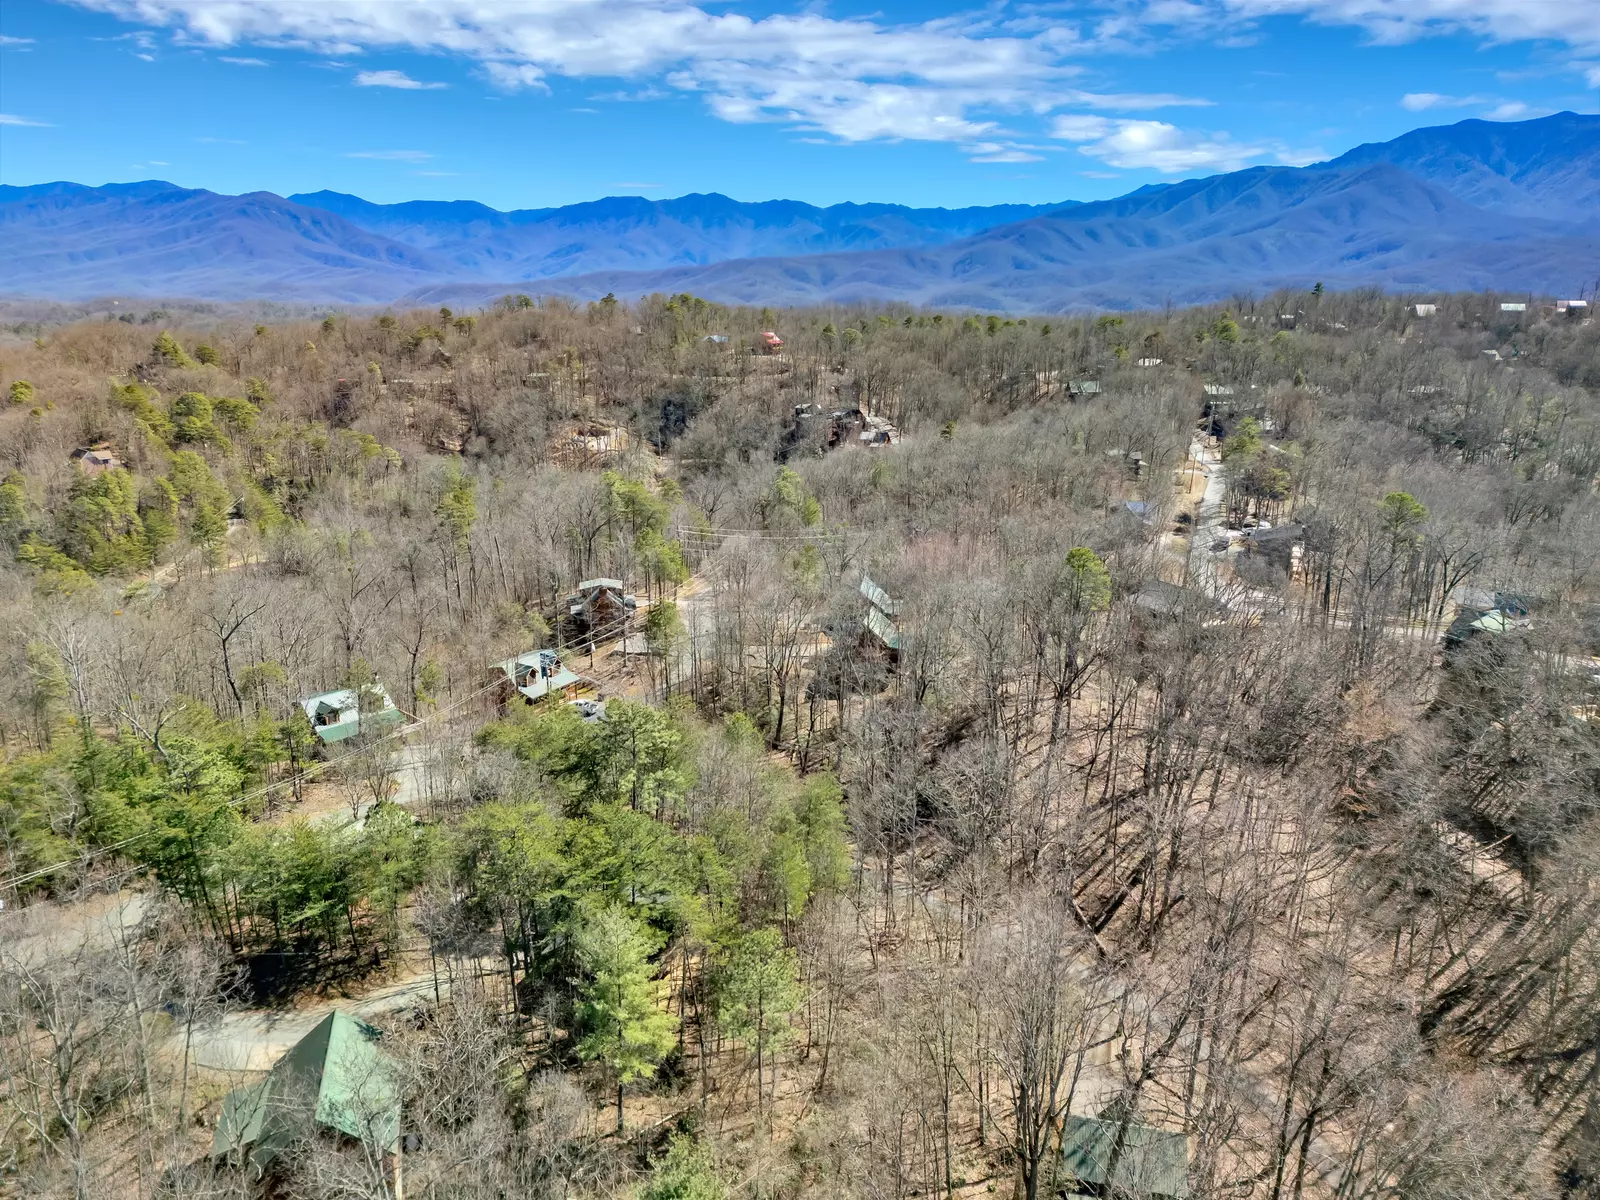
[3,566,727,894]
[676,525,877,542]
[0,672,507,894]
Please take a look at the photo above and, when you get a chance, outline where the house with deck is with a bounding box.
[568,578,638,635]
[859,573,904,660]
[492,648,581,709]
[299,685,405,744]
[70,443,123,473]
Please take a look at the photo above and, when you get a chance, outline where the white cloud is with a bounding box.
[1484,100,1549,120]
[1050,114,1318,172]
[345,149,433,161]
[69,0,1584,151]
[1400,91,1489,110]
[591,86,671,103]
[483,62,543,89]
[1585,64,1600,87]
[0,35,35,45]
[64,0,1207,145]
[1401,92,1551,121]
[0,113,52,126]
[1053,115,1114,141]
[1199,0,1600,52]
[219,55,268,65]
[354,68,446,89]
[967,141,1046,163]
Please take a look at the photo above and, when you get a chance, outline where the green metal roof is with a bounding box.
[859,574,901,617]
[1470,609,1518,635]
[300,686,405,743]
[863,605,902,651]
[496,649,582,702]
[1060,1116,1188,1199]
[212,1011,399,1175]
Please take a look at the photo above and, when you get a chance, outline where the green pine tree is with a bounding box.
[151,330,194,368]
[714,927,801,1118]
[641,1135,726,1200]
[574,904,679,1133]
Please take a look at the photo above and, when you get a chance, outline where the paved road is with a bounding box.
[1,888,150,967]
[186,966,455,1072]
[1186,440,1228,597]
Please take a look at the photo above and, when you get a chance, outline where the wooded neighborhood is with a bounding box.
[1,287,1598,1200]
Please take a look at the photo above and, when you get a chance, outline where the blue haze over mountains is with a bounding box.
[1,113,1596,312]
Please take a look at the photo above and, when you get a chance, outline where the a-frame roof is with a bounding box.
[1060,1115,1188,1199]
[212,1010,399,1174]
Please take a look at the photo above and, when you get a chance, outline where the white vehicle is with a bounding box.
[568,698,607,722]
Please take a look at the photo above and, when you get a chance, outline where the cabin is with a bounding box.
[758,330,784,354]
[1557,299,1590,317]
[1443,599,1532,654]
[1070,380,1103,398]
[491,648,581,709]
[1123,500,1155,524]
[1105,448,1147,479]
[1413,303,1438,317]
[568,578,638,634]
[856,413,900,448]
[1241,522,1304,570]
[797,407,901,452]
[556,423,630,467]
[1058,1113,1189,1200]
[70,443,123,473]
[298,686,405,744]
[1130,579,1222,626]
[213,1011,399,1183]
[1135,357,1163,368]
[859,573,903,660]
[1500,302,1527,313]
[860,574,901,619]
[702,334,730,346]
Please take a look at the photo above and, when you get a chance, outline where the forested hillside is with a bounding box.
[4,113,1594,307]
[2,288,1599,1200]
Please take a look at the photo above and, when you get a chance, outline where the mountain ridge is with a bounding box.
[280,189,1076,278]
[1,112,1596,310]
[401,159,1590,312]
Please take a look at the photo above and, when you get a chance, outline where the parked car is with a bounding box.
[568,698,606,723]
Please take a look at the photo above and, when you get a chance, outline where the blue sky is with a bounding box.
[1,0,1596,211]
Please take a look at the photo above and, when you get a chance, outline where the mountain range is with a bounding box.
[1,113,1595,311]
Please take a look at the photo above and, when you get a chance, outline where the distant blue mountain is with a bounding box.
[1324,112,1600,220]
[406,155,1597,311]
[0,181,454,303]
[1,112,1595,309]
[284,190,1070,278]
